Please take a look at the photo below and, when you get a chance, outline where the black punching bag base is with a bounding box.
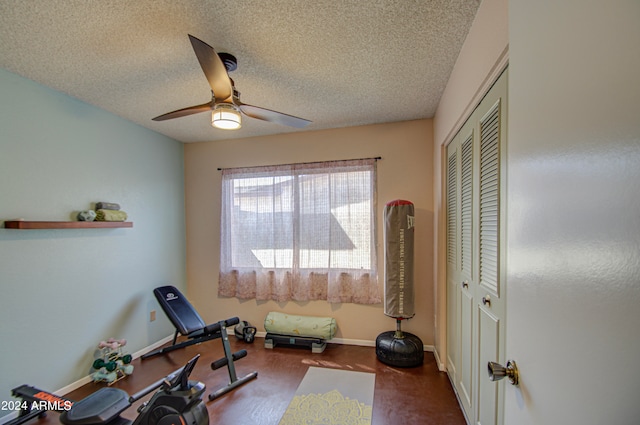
[376,331,424,368]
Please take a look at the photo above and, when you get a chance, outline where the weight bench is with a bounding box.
[142,286,257,400]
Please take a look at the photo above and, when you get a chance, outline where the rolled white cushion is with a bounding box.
[264,311,336,340]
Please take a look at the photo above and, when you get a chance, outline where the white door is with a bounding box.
[447,69,508,425]
[447,112,476,419]
[475,74,507,425]
[504,2,640,424]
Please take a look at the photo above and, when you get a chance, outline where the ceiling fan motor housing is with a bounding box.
[218,52,237,72]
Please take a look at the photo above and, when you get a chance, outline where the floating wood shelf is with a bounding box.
[3,221,133,229]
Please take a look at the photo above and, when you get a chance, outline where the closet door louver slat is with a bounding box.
[460,135,474,276]
[479,101,501,295]
[447,151,458,266]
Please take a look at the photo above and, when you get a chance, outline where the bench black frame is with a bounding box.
[141,285,257,399]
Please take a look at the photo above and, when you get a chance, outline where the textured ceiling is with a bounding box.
[0,0,479,143]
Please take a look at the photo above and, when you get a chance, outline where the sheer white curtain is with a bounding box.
[218,158,380,304]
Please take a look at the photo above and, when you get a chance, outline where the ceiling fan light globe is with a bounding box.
[212,104,241,130]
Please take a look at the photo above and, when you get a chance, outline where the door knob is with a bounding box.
[488,360,519,386]
[462,280,469,289]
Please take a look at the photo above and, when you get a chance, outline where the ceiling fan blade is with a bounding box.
[152,102,213,121]
[188,34,232,103]
[237,102,312,128]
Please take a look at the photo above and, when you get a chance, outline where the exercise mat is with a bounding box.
[279,367,375,425]
[383,200,415,319]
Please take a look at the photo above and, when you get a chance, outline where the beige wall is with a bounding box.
[432,0,509,368]
[184,119,435,345]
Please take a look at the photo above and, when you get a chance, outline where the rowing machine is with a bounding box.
[10,355,209,425]
[7,386,73,425]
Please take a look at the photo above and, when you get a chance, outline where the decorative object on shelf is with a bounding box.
[95,202,121,210]
[95,209,128,222]
[93,201,128,222]
[77,210,97,222]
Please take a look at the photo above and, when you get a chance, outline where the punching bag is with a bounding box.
[384,199,415,319]
[376,199,423,368]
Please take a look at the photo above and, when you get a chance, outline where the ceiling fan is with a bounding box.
[152,35,311,130]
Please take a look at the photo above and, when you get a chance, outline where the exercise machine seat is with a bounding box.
[154,286,207,337]
[142,286,224,360]
[60,388,129,425]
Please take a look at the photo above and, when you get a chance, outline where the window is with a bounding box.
[218,158,380,304]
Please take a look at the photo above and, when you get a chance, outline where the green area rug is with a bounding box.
[279,366,376,425]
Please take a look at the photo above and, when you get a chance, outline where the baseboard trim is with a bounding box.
[59,335,174,395]
[258,332,434,352]
[131,335,175,360]
[433,347,446,371]
[329,337,434,353]
[446,370,471,425]
[332,337,375,347]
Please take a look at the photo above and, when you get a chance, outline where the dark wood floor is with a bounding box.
[33,336,465,425]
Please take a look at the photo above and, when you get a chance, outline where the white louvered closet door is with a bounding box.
[447,114,476,419]
[446,68,508,425]
[446,140,459,388]
[446,102,476,421]
[458,131,475,417]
